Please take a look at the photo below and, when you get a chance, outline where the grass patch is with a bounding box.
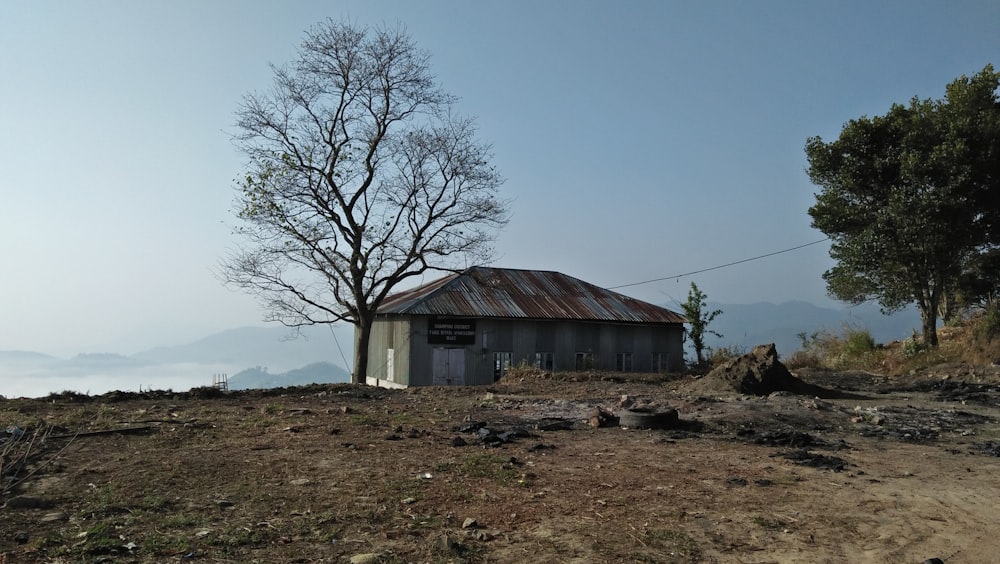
[752,515,787,530]
[456,453,519,485]
[347,412,383,427]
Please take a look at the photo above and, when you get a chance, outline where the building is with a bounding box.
[361,267,686,387]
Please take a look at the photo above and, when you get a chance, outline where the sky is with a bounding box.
[1,0,998,357]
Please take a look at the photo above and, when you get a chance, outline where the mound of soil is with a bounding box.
[689,343,837,397]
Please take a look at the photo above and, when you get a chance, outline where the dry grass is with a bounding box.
[784,313,1000,376]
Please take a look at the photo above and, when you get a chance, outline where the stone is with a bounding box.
[451,436,468,447]
[462,517,478,529]
[438,533,462,552]
[39,511,68,523]
[473,529,494,541]
[923,559,945,564]
[5,496,54,509]
[588,406,618,428]
[349,553,382,564]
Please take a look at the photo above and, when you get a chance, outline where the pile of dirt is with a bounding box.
[688,343,835,397]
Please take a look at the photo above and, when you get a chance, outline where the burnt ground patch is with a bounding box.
[736,428,848,450]
[853,405,994,442]
[899,380,1000,406]
[775,449,851,472]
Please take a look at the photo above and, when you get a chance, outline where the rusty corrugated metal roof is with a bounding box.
[376,267,685,324]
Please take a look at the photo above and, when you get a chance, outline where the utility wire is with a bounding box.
[327,323,350,371]
[608,237,830,290]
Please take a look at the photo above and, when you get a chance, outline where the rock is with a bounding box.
[451,436,468,447]
[289,478,311,486]
[13,531,29,544]
[462,517,478,529]
[725,476,748,487]
[349,553,382,564]
[473,529,494,541]
[923,559,945,564]
[588,406,618,428]
[437,533,462,552]
[39,512,68,523]
[5,496,54,509]
[216,499,235,508]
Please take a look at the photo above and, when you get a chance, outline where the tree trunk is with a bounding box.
[353,314,374,385]
[919,291,940,347]
[921,312,939,347]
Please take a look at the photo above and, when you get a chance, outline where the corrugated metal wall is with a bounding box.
[366,316,684,386]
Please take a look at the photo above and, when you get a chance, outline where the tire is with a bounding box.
[618,408,679,430]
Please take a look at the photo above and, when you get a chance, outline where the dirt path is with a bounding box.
[2,372,1000,562]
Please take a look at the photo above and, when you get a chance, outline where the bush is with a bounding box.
[901,330,927,358]
[786,325,880,371]
[706,344,747,369]
[974,300,1000,341]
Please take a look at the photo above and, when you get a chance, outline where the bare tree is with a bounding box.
[220,21,509,383]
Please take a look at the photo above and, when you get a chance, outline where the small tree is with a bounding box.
[680,282,722,368]
[220,21,509,383]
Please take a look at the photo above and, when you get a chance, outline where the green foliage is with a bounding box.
[975,300,1000,341]
[680,282,723,368]
[842,328,876,357]
[805,65,1000,348]
[786,325,880,371]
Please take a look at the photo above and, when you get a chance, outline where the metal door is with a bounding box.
[432,348,465,386]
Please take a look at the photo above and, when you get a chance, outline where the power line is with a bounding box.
[608,237,830,290]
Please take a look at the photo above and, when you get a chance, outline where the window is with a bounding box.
[651,353,668,373]
[575,352,593,370]
[615,352,633,372]
[494,352,512,381]
[535,352,554,371]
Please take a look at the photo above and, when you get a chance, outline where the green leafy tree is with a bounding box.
[805,65,1000,346]
[220,21,509,383]
[681,282,722,367]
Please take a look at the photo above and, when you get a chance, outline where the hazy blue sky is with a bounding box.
[2,1,997,355]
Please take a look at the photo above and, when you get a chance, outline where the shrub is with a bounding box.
[841,328,876,357]
[706,345,747,369]
[786,324,880,371]
[974,300,1000,341]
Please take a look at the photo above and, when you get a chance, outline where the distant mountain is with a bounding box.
[58,352,150,370]
[0,325,354,398]
[133,324,355,373]
[228,362,350,390]
[702,301,921,355]
[0,350,57,365]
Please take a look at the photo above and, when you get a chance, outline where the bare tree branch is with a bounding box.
[220,20,508,383]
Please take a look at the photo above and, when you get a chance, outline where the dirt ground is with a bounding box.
[3,366,1000,563]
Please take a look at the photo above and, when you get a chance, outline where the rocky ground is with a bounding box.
[2,358,1000,563]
